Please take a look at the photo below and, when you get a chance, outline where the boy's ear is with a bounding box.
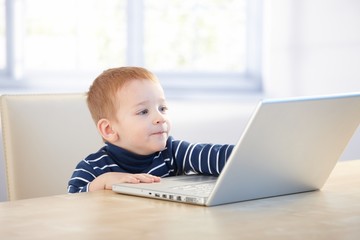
[97,118,119,142]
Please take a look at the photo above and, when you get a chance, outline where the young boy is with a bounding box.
[68,67,234,193]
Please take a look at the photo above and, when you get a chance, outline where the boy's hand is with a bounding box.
[89,172,161,191]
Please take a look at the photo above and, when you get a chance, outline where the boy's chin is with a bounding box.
[152,142,167,153]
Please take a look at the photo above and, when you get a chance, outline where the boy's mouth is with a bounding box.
[151,130,167,136]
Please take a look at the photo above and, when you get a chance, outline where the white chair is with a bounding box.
[0,93,103,201]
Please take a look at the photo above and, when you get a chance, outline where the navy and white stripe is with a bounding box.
[68,136,234,193]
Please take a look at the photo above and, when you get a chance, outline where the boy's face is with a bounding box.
[110,79,171,155]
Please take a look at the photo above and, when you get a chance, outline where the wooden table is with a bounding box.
[1,160,360,240]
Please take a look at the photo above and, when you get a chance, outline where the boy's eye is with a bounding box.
[160,106,168,113]
[138,109,148,115]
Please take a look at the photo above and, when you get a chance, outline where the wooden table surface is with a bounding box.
[1,160,359,240]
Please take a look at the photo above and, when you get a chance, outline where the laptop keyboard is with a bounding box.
[171,183,215,195]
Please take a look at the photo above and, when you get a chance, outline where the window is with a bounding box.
[1,0,262,97]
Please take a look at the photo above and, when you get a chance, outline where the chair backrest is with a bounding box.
[0,93,103,201]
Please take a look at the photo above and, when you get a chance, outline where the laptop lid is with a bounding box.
[113,93,360,206]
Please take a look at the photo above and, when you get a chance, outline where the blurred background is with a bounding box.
[0,0,360,200]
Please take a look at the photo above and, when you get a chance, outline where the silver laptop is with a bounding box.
[113,93,360,206]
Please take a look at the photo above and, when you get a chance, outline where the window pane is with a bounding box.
[19,0,126,73]
[0,0,5,69]
[144,0,247,72]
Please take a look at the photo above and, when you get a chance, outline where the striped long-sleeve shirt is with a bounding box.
[67,136,234,193]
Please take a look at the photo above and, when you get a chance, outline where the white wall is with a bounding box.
[263,0,360,97]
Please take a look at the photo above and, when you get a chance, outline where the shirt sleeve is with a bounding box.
[67,160,97,193]
[170,139,234,176]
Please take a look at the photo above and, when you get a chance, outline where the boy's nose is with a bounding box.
[153,113,166,124]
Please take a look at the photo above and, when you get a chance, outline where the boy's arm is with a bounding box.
[68,160,97,193]
[172,140,234,176]
[68,160,160,193]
